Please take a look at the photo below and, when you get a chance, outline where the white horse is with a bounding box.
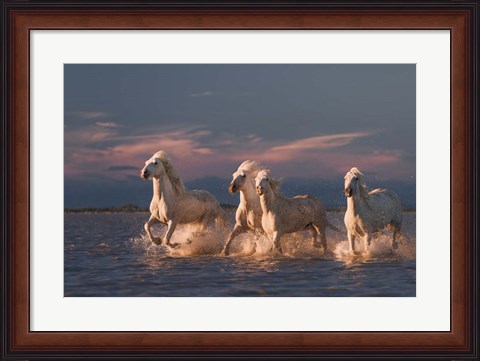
[255,169,340,255]
[343,167,403,253]
[140,150,226,248]
[221,160,264,256]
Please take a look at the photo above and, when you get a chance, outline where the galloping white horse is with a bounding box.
[221,160,264,256]
[255,169,339,255]
[140,150,226,248]
[343,167,402,252]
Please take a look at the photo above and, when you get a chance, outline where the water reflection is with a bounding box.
[64,212,416,297]
[230,257,281,274]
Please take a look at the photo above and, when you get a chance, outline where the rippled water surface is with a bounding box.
[64,212,416,297]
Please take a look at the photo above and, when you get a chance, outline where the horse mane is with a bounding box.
[153,150,186,195]
[237,160,263,176]
[349,167,369,194]
[259,169,282,195]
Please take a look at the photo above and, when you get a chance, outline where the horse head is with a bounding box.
[255,169,270,196]
[229,160,262,194]
[140,152,167,180]
[344,167,364,197]
[229,168,247,194]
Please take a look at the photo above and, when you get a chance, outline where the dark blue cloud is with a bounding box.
[107,165,138,171]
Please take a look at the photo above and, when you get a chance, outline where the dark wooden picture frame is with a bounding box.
[1,1,478,360]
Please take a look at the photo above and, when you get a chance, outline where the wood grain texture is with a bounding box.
[2,3,477,360]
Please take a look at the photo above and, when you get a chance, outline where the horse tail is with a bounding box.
[326,221,343,233]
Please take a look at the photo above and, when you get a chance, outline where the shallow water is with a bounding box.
[64,211,416,297]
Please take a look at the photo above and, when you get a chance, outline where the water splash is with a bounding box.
[129,211,415,263]
[130,226,342,259]
[334,232,416,264]
[130,224,229,256]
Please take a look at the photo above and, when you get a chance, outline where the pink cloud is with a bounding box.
[65,127,120,146]
[96,121,122,128]
[65,125,412,181]
[269,132,370,153]
[193,148,214,155]
[262,132,370,162]
[68,111,109,120]
[65,126,215,179]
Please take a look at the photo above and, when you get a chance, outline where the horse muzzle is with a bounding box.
[228,183,237,194]
[256,186,265,195]
[140,170,149,179]
[345,188,353,197]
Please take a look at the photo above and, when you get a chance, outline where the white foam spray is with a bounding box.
[129,211,416,263]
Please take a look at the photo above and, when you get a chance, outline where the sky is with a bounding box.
[64,64,416,208]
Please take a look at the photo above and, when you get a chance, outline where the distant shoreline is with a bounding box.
[64,204,416,214]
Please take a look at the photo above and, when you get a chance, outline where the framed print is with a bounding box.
[1,1,478,360]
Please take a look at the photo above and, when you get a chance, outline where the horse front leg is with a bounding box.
[221,224,245,256]
[347,230,356,253]
[145,215,161,245]
[164,220,180,248]
[364,233,372,252]
[272,231,283,255]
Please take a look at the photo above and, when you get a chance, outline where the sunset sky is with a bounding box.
[64,64,415,207]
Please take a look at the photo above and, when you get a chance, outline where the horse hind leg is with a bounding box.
[391,222,401,250]
[364,234,372,252]
[164,220,180,248]
[203,209,221,231]
[308,225,320,248]
[195,213,213,235]
[312,224,327,251]
[198,222,208,234]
